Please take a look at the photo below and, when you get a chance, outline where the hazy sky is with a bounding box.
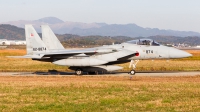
[0,0,200,32]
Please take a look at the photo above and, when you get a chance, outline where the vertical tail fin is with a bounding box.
[25,25,49,55]
[41,25,65,51]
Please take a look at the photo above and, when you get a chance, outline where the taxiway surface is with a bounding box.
[0,71,200,76]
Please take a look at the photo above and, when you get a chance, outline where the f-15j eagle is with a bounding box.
[8,25,192,75]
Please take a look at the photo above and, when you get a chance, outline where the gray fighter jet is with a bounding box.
[9,25,192,75]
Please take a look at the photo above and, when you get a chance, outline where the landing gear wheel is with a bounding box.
[75,69,82,75]
[130,70,136,75]
[95,71,98,75]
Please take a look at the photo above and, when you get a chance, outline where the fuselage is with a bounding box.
[52,39,192,67]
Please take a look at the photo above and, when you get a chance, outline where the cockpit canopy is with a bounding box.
[125,39,160,46]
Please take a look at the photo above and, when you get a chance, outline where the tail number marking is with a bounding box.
[33,47,47,51]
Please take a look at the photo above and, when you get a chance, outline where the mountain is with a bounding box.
[0,24,24,40]
[1,17,200,37]
[35,17,65,24]
[70,24,200,37]
[148,36,200,46]
[2,17,101,34]
[1,24,200,46]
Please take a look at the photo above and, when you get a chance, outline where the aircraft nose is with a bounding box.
[169,48,192,58]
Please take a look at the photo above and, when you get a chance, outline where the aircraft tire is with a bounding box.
[130,70,136,75]
[75,69,82,75]
[95,71,98,75]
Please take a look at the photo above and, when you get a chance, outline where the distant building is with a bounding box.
[196,46,200,48]
[0,39,26,45]
[0,46,7,49]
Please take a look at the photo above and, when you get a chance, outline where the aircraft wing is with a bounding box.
[41,48,116,57]
[93,49,137,62]
[7,48,117,59]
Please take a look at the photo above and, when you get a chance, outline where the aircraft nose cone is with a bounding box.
[169,48,192,58]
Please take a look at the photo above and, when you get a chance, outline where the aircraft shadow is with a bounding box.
[30,70,180,76]
[33,70,112,75]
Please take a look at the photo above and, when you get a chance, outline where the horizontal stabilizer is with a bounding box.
[7,54,44,59]
[7,55,33,59]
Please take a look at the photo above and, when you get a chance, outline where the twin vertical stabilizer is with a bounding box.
[25,25,49,55]
[41,25,65,51]
[25,24,65,55]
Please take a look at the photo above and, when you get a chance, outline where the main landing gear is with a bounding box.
[129,60,139,75]
[75,68,83,75]
[75,69,100,75]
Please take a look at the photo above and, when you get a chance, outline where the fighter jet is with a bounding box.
[8,25,192,75]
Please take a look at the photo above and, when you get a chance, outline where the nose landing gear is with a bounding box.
[130,70,136,75]
[129,60,139,75]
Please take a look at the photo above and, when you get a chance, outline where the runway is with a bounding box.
[0,71,200,76]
